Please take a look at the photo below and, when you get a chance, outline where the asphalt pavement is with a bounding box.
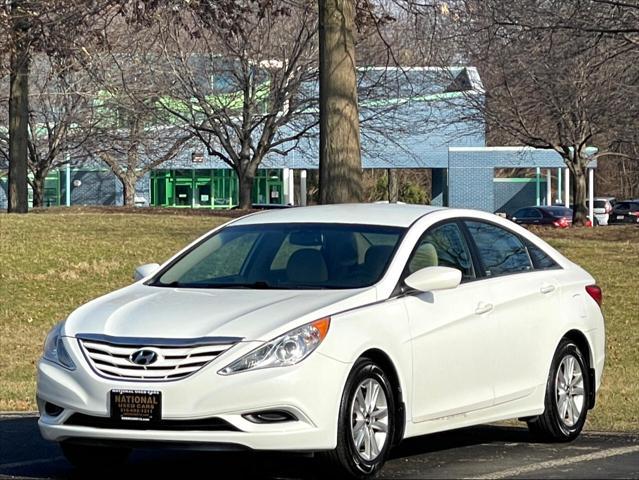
[1,414,637,479]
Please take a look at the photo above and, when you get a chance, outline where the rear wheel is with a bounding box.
[61,442,130,470]
[320,358,395,478]
[527,339,589,441]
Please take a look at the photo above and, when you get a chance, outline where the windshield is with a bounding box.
[151,223,405,289]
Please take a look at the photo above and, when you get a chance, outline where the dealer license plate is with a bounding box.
[617,215,624,220]
[110,389,161,422]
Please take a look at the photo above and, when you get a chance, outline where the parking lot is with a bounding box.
[1,414,637,479]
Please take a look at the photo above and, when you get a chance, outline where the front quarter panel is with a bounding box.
[318,296,413,420]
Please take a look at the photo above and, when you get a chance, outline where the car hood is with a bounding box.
[63,284,378,341]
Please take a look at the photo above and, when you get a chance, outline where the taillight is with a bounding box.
[586,285,602,307]
[605,205,612,213]
[630,212,639,217]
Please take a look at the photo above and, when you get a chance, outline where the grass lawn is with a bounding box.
[0,210,637,432]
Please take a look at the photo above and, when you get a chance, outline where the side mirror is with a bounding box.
[133,263,161,282]
[404,266,462,293]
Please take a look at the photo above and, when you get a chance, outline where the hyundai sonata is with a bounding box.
[37,204,605,478]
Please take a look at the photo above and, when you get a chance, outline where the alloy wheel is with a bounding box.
[350,378,389,461]
[555,354,585,427]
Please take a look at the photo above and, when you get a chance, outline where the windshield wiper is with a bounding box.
[219,281,274,289]
[153,280,184,288]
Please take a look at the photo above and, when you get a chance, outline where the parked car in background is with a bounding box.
[510,206,573,228]
[608,200,639,224]
[586,197,616,226]
[36,204,605,478]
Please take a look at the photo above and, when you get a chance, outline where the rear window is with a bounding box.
[544,207,572,216]
[593,200,607,209]
[525,241,559,270]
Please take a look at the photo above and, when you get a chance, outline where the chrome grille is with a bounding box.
[77,335,239,381]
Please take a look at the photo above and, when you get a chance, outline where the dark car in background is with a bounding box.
[510,206,573,228]
[608,201,639,224]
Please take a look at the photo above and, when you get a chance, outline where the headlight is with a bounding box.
[43,322,76,370]
[218,317,330,375]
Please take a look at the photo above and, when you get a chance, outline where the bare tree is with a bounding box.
[319,0,363,203]
[5,0,29,213]
[79,17,192,206]
[127,1,320,209]
[1,0,119,213]
[26,55,99,207]
[450,0,639,224]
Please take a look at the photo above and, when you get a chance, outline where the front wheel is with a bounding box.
[320,358,395,479]
[527,339,590,441]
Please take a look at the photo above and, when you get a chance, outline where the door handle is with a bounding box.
[475,302,494,315]
[540,284,556,294]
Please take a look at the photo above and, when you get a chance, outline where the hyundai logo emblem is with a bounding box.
[129,349,159,366]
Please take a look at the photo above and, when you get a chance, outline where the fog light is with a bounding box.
[44,402,64,417]
[242,410,298,424]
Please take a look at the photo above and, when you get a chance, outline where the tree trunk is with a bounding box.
[31,169,47,208]
[8,1,30,214]
[237,168,255,210]
[388,169,399,203]
[571,167,589,225]
[121,176,136,206]
[318,0,362,204]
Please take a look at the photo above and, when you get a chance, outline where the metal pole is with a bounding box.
[288,169,295,206]
[300,170,307,206]
[588,168,594,226]
[557,168,562,204]
[65,162,71,207]
[564,168,570,207]
[546,169,552,205]
[535,167,541,206]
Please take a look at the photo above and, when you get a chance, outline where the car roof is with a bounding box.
[519,206,570,212]
[232,203,444,228]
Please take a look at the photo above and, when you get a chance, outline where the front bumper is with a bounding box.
[37,338,351,451]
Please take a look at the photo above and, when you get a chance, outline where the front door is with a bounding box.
[195,182,211,207]
[403,221,496,422]
[175,183,192,206]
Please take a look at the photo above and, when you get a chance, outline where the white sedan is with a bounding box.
[37,204,605,478]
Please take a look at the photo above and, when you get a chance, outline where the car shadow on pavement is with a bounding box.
[1,416,541,480]
[390,423,535,460]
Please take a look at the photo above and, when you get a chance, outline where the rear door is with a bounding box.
[462,221,561,404]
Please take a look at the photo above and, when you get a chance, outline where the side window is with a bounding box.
[525,241,559,270]
[408,223,475,281]
[465,221,532,277]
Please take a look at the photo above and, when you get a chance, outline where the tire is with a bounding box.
[320,358,396,479]
[61,442,130,470]
[527,339,590,441]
